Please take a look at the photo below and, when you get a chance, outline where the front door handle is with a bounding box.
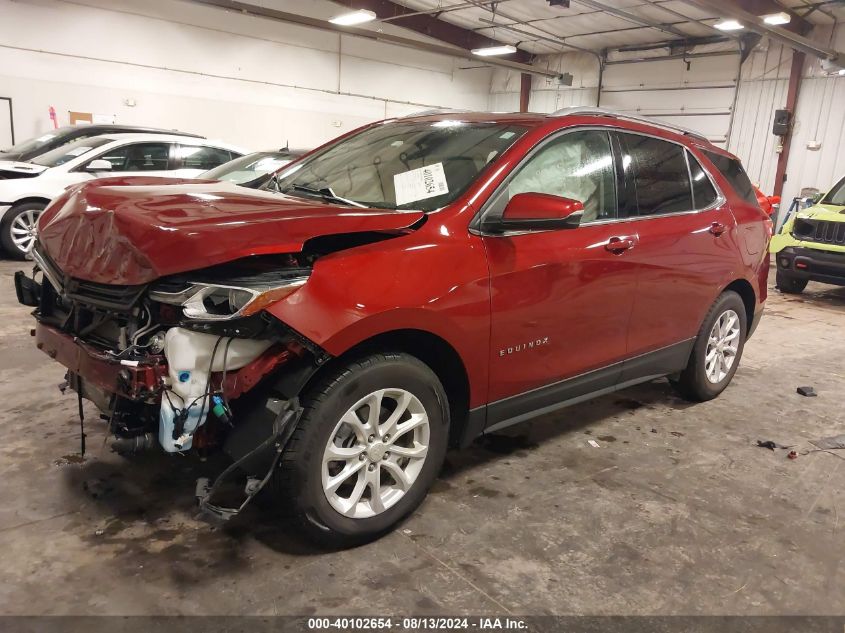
[605,237,635,253]
[709,221,727,237]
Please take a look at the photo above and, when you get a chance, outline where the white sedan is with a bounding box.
[0,133,248,259]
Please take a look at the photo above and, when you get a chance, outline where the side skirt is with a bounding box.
[459,339,694,446]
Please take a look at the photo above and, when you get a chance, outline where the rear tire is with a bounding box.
[776,271,808,294]
[1,202,45,260]
[671,290,747,402]
[273,352,449,548]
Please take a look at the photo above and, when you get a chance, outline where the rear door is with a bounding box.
[479,128,639,428]
[88,141,176,178]
[611,131,738,380]
[171,144,234,177]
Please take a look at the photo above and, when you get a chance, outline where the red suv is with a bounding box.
[15,108,770,546]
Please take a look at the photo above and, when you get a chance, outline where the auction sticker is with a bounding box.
[394,163,449,206]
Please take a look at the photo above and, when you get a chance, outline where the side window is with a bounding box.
[702,150,756,204]
[178,145,232,170]
[97,143,171,171]
[617,133,693,216]
[687,151,719,209]
[505,130,617,223]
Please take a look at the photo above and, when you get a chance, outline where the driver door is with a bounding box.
[479,128,639,429]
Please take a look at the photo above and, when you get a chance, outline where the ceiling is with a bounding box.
[378,0,845,55]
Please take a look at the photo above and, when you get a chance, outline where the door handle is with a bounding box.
[709,221,727,237]
[605,237,635,253]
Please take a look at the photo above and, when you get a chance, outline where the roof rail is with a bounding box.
[401,108,470,118]
[551,106,710,142]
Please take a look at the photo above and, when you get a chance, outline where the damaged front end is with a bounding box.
[17,244,330,518]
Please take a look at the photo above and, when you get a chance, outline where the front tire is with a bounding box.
[776,271,808,294]
[672,291,747,402]
[274,352,449,547]
[1,202,45,260]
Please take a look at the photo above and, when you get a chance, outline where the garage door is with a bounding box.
[599,52,741,147]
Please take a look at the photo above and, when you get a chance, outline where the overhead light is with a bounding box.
[472,44,517,56]
[328,9,376,26]
[763,12,791,25]
[714,19,745,31]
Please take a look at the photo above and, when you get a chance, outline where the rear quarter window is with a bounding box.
[702,150,756,205]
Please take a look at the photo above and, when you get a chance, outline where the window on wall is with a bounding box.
[97,143,171,171]
[505,129,617,223]
[687,151,719,209]
[616,133,693,217]
[178,145,233,170]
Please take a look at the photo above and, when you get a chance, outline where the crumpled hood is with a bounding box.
[37,177,425,285]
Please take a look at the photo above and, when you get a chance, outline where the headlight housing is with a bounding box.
[150,276,308,321]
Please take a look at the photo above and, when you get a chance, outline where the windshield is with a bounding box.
[822,175,845,206]
[1,126,77,156]
[274,120,529,211]
[203,152,298,185]
[31,137,112,167]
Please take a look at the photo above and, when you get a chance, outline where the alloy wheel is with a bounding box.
[704,309,740,384]
[322,388,430,519]
[10,208,41,253]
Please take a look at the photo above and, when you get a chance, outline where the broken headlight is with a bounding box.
[149,276,308,321]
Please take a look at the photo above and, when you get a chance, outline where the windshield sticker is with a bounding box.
[499,131,516,139]
[66,146,93,157]
[36,134,56,142]
[394,163,449,206]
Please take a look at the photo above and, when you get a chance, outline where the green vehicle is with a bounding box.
[771,175,845,294]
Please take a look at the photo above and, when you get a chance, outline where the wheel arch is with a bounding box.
[722,278,756,332]
[300,328,472,448]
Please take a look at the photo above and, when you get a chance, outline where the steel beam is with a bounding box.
[773,51,806,199]
[189,0,561,78]
[684,0,841,61]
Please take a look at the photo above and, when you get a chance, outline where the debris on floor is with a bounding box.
[797,386,818,397]
[788,451,798,460]
[756,440,793,451]
[587,439,601,448]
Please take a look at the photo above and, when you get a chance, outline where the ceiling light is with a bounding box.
[471,44,517,56]
[714,19,745,31]
[329,9,376,26]
[763,12,791,25]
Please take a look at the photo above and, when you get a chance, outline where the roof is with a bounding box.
[94,133,248,153]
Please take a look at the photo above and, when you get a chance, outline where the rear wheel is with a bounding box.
[1,202,45,259]
[672,291,747,402]
[776,271,808,294]
[273,352,449,547]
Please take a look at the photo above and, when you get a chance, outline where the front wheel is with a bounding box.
[776,271,808,294]
[273,352,449,547]
[0,202,45,259]
[671,291,747,402]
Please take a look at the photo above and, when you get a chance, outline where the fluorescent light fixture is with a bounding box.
[714,19,744,31]
[763,12,791,25]
[329,9,376,26]
[839,68,845,76]
[472,44,517,56]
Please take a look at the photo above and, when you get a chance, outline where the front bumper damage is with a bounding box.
[16,256,326,520]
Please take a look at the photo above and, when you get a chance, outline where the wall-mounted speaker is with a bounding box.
[773,109,792,136]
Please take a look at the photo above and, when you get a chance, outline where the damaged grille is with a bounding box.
[64,278,146,311]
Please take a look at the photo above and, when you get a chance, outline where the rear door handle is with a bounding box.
[709,221,727,237]
[605,237,635,253]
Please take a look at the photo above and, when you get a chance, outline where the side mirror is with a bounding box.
[485,192,583,233]
[812,192,823,204]
[85,159,113,172]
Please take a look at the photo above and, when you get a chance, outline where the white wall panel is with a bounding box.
[0,0,493,151]
[728,24,845,204]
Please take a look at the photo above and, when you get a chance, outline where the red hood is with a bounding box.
[37,177,425,285]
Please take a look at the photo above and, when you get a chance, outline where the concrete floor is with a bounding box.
[0,260,843,616]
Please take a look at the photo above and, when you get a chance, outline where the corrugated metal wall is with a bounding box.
[710,24,845,205]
